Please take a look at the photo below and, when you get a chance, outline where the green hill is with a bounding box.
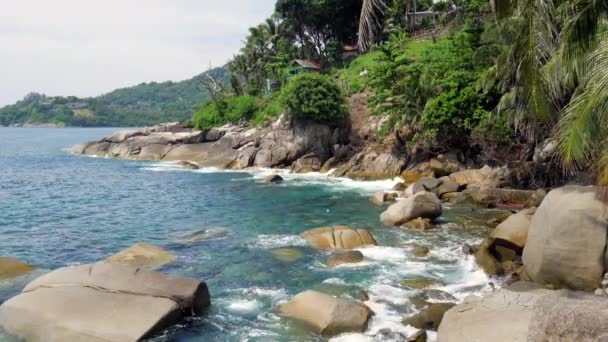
[0,67,228,127]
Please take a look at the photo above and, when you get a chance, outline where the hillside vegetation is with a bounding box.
[0,68,227,127]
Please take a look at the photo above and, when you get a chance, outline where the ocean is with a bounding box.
[0,127,492,341]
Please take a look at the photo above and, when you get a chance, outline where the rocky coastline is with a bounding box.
[2,117,608,341]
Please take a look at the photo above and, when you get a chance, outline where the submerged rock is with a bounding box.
[401,277,441,289]
[106,242,176,270]
[270,248,304,263]
[177,160,200,170]
[326,250,364,268]
[523,185,608,291]
[264,174,284,183]
[173,227,231,245]
[413,245,430,257]
[300,226,377,251]
[279,290,373,336]
[370,191,398,205]
[380,192,442,226]
[0,257,33,280]
[402,218,433,230]
[403,302,455,330]
[0,262,209,342]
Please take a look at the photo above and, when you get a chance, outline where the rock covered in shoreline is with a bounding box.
[0,262,210,342]
[72,117,348,172]
[523,185,608,290]
[380,192,442,227]
[300,226,377,250]
[279,290,372,336]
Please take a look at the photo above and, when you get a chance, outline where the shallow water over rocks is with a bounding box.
[0,127,493,341]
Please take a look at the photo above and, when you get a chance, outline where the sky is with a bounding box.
[0,0,277,106]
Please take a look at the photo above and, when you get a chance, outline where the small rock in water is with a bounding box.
[402,218,433,230]
[173,227,231,245]
[177,161,199,170]
[270,248,304,263]
[264,174,284,183]
[402,302,455,330]
[326,250,364,268]
[413,246,430,257]
[401,277,441,290]
[0,257,34,280]
[106,242,176,270]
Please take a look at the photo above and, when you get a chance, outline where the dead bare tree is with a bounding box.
[201,63,224,102]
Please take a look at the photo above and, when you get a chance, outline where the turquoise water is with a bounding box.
[0,128,491,341]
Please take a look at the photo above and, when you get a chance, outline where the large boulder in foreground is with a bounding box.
[380,192,442,226]
[523,186,608,290]
[279,290,372,336]
[106,242,176,270]
[0,257,34,280]
[301,226,377,250]
[0,262,210,342]
[438,282,608,342]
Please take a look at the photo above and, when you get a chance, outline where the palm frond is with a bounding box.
[358,0,387,51]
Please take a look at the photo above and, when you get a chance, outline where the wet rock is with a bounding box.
[264,175,284,183]
[401,277,441,289]
[380,192,442,227]
[271,248,304,263]
[434,179,460,198]
[106,242,176,270]
[413,245,430,257]
[473,238,502,276]
[401,169,435,185]
[291,153,322,173]
[177,161,200,170]
[448,165,510,188]
[333,151,406,180]
[403,303,455,330]
[326,250,364,268]
[173,227,231,245]
[300,226,377,251]
[371,192,397,205]
[402,218,433,231]
[422,290,457,302]
[523,185,608,291]
[405,182,426,197]
[393,182,407,191]
[450,187,546,209]
[279,290,373,336]
[0,262,210,342]
[491,208,535,248]
[0,257,34,280]
[320,156,339,173]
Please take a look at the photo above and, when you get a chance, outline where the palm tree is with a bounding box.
[358,0,387,51]
[554,1,608,184]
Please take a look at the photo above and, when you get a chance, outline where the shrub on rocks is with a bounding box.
[281,74,347,125]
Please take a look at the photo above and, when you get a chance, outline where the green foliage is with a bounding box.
[194,95,258,130]
[0,68,228,127]
[281,73,346,124]
[252,96,284,126]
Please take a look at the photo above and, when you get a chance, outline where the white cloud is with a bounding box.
[0,0,276,106]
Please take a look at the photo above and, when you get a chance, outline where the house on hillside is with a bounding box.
[289,60,321,76]
[341,45,360,61]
